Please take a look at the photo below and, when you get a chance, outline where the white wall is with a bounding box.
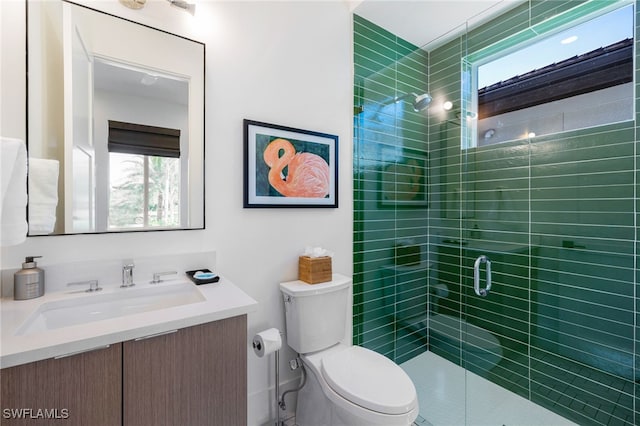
[0,1,353,425]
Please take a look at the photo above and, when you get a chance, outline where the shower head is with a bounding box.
[384,92,432,112]
[411,93,432,111]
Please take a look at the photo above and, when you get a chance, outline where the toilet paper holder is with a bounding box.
[253,328,285,426]
[252,328,282,358]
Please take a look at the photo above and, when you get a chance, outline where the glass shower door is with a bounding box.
[461,123,637,425]
[460,138,532,424]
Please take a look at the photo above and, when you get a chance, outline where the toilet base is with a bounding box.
[296,356,418,426]
[296,365,332,426]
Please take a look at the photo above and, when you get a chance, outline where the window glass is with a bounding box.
[109,153,180,229]
[470,3,633,148]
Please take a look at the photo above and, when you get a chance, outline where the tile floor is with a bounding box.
[401,351,577,426]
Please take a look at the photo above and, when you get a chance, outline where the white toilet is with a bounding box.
[280,274,419,426]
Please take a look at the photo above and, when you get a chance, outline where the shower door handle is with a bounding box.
[473,255,492,297]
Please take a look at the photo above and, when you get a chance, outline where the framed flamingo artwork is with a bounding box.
[243,120,339,208]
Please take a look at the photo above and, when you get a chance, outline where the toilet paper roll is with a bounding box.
[252,328,282,357]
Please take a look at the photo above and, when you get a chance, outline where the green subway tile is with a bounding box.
[465,2,532,57]
[530,184,634,200]
[530,144,635,168]
[532,171,634,189]
[396,49,428,70]
[354,35,398,63]
[396,62,428,82]
[530,0,594,30]
[361,77,396,100]
[429,35,465,65]
[362,335,396,355]
[533,222,634,240]
[354,15,397,51]
[395,37,421,56]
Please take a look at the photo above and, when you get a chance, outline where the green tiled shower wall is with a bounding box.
[353,14,430,364]
[354,1,638,425]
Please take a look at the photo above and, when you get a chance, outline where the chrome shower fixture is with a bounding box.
[384,92,432,112]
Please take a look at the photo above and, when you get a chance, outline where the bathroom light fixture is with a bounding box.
[484,128,496,140]
[140,73,158,86]
[528,131,536,138]
[443,101,453,111]
[561,35,578,44]
[167,0,196,14]
[119,0,146,10]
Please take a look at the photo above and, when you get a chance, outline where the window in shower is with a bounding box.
[463,1,634,149]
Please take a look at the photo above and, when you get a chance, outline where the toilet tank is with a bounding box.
[280,274,351,354]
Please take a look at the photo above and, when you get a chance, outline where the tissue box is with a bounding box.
[298,256,332,284]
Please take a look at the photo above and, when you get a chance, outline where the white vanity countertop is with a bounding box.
[0,276,257,369]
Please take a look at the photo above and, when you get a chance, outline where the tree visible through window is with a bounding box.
[109,153,180,228]
[107,121,181,229]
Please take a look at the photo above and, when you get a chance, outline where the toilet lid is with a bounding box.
[320,346,417,415]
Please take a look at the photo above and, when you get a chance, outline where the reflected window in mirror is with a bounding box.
[463,1,634,149]
[108,121,181,230]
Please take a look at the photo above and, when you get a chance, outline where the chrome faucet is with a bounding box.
[68,279,102,292]
[121,260,135,288]
[150,271,177,284]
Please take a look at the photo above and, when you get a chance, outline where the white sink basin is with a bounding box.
[15,283,205,336]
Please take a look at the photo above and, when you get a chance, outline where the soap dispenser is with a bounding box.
[14,256,45,300]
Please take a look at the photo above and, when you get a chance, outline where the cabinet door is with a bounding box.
[123,316,247,426]
[0,344,122,425]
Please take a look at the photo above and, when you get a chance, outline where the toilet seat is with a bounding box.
[320,345,417,415]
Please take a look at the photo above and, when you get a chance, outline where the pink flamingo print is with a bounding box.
[263,138,330,198]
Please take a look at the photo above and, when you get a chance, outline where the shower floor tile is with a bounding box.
[401,351,577,426]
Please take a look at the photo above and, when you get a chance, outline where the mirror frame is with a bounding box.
[26,0,206,236]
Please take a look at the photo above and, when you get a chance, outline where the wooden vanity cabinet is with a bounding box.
[1,315,247,426]
[123,315,247,426]
[0,344,122,426]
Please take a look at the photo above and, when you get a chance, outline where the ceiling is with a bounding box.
[94,58,189,106]
[352,0,523,50]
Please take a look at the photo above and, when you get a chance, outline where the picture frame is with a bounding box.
[379,147,428,208]
[243,119,339,208]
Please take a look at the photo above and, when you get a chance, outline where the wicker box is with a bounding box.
[298,256,332,284]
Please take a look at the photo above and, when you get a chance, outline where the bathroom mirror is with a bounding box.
[26,0,205,235]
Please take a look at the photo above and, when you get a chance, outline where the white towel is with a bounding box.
[0,137,28,246]
[28,158,59,235]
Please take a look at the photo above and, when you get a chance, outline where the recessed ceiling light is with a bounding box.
[561,35,578,44]
[141,74,159,86]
